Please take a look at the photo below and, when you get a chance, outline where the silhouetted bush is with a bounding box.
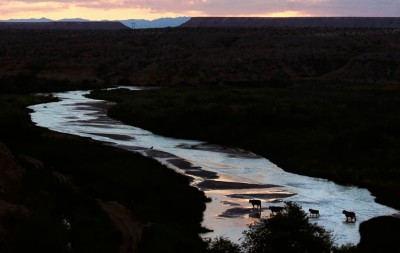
[242,201,334,253]
[204,236,241,253]
[204,202,358,253]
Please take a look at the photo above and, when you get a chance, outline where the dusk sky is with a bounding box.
[1,0,399,20]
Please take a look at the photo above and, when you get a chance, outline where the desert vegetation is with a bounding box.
[0,27,399,87]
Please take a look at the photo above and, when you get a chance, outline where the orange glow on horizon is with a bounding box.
[0,2,187,20]
[1,0,398,20]
[0,2,314,21]
[237,11,312,18]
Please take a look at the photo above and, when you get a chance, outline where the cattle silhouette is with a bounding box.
[249,199,261,209]
[309,208,320,217]
[343,210,356,222]
[269,206,284,216]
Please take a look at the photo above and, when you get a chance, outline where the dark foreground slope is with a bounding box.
[181,17,400,28]
[0,90,208,252]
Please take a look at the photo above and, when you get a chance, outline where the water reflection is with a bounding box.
[29,88,399,246]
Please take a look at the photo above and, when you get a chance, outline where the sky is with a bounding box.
[1,0,399,21]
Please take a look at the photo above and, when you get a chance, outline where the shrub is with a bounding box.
[204,236,241,253]
[242,201,334,253]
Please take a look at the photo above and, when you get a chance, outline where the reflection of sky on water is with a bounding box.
[29,89,399,246]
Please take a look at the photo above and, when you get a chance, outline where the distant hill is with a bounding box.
[120,17,190,29]
[0,17,190,29]
[0,17,53,22]
[58,18,90,22]
[180,17,400,28]
[0,18,89,22]
[0,22,129,30]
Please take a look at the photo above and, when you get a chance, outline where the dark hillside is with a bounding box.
[0,93,208,252]
[181,17,400,28]
[0,28,399,87]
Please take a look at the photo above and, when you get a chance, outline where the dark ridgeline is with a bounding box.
[1,25,399,90]
[180,17,400,28]
[0,21,129,30]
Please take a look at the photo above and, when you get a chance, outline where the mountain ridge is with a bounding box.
[120,17,190,29]
[0,17,190,29]
[0,21,129,30]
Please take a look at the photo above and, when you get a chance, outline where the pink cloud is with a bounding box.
[0,1,69,16]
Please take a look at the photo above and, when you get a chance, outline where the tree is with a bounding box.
[241,201,334,253]
[204,236,242,253]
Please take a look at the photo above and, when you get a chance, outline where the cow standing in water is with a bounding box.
[269,206,284,216]
[249,199,262,210]
[343,210,356,222]
[309,209,320,218]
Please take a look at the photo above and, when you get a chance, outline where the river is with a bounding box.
[28,87,399,246]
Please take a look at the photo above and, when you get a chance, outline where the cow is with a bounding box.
[309,209,320,218]
[249,199,262,209]
[269,206,284,216]
[343,210,356,222]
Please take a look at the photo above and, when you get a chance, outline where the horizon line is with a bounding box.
[2,16,400,22]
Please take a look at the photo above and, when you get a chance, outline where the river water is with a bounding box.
[28,88,399,246]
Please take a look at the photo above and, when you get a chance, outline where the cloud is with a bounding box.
[0,0,399,19]
[0,1,69,16]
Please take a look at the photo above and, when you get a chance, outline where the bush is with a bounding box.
[205,236,241,253]
[203,201,358,253]
[241,201,334,253]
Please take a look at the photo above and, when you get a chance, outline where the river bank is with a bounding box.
[87,85,400,211]
[0,91,209,252]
